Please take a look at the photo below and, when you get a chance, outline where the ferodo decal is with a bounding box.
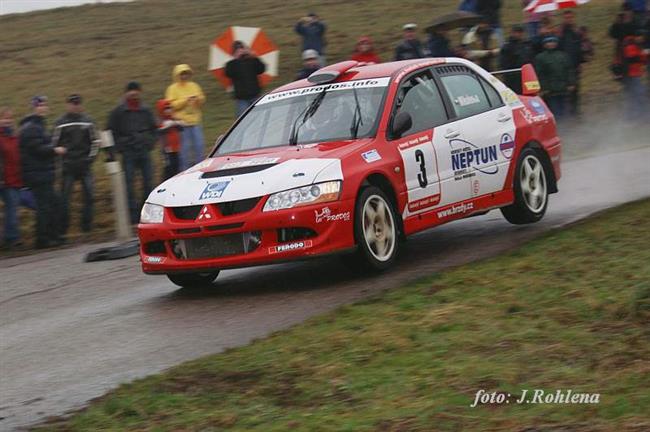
[220,157,279,170]
[257,78,390,105]
[499,133,515,159]
[268,240,313,254]
[315,207,351,223]
[450,139,499,180]
[199,181,230,200]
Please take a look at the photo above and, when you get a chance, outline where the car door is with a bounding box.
[389,69,450,217]
[434,65,516,201]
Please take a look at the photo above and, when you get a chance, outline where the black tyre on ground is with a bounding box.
[166,271,220,288]
[350,186,400,271]
[501,147,549,225]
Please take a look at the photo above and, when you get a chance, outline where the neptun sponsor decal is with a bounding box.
[437,202,474,220]
[450,139,498,180]
[268,240,313,254]
[315,207,351,223]
[199,181,230,200]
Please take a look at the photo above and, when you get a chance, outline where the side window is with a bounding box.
[479,77,504,108]
[440,74,491,118]
[393,71,448,137]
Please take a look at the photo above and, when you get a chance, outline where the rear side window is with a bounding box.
[480,77,504,108]
[393,71,448,136]
[440,74,491,118]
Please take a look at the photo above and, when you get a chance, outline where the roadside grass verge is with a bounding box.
[37,199,650,431]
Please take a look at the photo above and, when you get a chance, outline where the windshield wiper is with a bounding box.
[289,86,328,146]
[350,86,364,139]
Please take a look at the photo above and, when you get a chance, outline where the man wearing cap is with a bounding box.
[225,41,266,117]
[394,24,426,61]
[534,36,575,119]
[499,25,533,93]
[19,96,67,248]
[165,64,206,170]
[107,81,157,224]
[53,94,100,236]
[296,49,321,80]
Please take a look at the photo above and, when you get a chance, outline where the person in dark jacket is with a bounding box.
[534,36,575,119]
[53,94,99,235]
[499,25,533,93]
[225,41,267,117]
[476,0,503,46]
[532,16,557,56]
[19,96,67,248]
[559,10,586,115]
[296,49,321,80]
[294,12,327,61]
[395,23,426,61]
[106,82,157,224]
[0,108,24,249]
[427,30,454,57]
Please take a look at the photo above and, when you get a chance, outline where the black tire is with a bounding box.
[167,271,220,288]
[351,186,400,271]
[501,147,549,225]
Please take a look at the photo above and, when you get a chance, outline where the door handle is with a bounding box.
[497,114,512,123]
[444,130,460,139]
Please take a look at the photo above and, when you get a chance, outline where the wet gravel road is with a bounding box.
[1,147,649,430]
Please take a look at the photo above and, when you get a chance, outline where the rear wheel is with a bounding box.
[167,271,220,288]
[501,148,548,224]
[351,186,400,271]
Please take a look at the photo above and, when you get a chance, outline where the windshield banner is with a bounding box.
[257,77,391,105]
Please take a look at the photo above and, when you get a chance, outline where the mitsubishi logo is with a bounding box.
[196,205,215,221]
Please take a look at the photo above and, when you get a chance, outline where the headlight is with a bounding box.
[140,203,164,224]
[263,181,341,212]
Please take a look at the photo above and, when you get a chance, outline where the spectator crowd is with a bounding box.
[1,0,649,252]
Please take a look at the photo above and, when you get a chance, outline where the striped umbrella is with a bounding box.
[208,26,279,90]
[524,0,590,13]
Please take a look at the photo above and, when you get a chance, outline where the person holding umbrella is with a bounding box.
[225,41,266,117]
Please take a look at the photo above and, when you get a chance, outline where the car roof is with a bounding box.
[272,58,462,93]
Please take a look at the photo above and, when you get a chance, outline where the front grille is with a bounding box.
[171,205,202,220]
[201,164,277,178]
[217,197,260,216]
[171,232,261,260]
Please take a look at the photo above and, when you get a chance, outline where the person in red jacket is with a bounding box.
[621,30,649,120]
[0,107,23,249]
[350,36,382,65]
[156,99,184,180]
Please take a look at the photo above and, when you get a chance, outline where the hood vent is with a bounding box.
[201,163,278,179]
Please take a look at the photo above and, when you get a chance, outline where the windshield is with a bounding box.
[216,78,390,155]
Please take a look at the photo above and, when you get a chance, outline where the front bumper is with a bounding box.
[138,197,356,274]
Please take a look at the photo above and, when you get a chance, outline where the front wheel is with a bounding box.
[351,186,400,271]
[167,271,220,288]
[501,148,549,225]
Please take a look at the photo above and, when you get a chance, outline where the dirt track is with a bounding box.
[1,147,649,430]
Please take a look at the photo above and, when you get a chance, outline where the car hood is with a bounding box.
[147,139,372,207]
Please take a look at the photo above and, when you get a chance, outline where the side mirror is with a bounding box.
[521,63,541,96]
[391,111,412,139]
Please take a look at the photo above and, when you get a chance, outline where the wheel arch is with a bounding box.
[359,173,405,238]
[523,140,558,194]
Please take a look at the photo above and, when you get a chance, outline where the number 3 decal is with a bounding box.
[415,149,428,188]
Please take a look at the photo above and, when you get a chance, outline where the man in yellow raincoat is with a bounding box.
[165,64,206,170]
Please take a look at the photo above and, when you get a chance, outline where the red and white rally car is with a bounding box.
[139,58,561,287]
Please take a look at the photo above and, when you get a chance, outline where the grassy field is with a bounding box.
[0,0,627,247]
[36,199,650,431]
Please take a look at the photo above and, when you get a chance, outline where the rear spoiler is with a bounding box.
[490,64,541,96]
